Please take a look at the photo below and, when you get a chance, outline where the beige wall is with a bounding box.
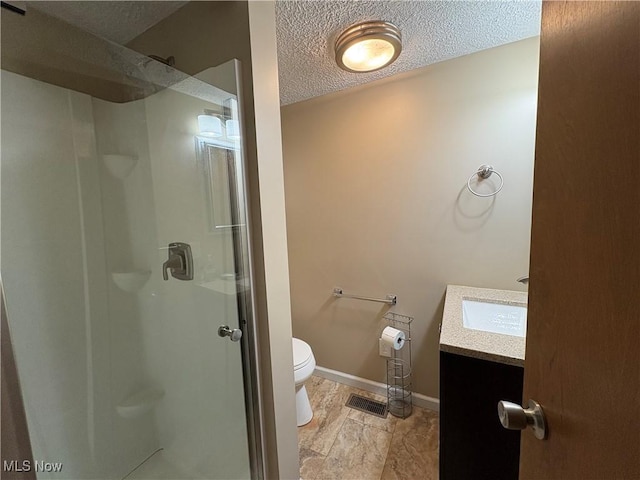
[281,37,539,399]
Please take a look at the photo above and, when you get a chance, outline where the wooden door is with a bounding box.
[522,2,640,479]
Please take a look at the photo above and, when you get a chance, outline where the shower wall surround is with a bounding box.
[2,70,114,479]
[281,37,540,401]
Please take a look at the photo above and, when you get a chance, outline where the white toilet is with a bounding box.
[292,337,316,426]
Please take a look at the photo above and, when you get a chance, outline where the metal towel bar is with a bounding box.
[333,287,397,305]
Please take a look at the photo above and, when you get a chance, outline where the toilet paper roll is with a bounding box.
[381,326,406,351]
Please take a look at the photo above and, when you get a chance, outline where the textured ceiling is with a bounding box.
[29,1,187,44]
[276,1,542,105]
[25,1,541,106]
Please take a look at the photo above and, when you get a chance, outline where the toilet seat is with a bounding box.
[293,338,313,371]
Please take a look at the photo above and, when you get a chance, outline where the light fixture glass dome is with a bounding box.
[225,119,240,140]
[335,21,402,73]
[341,38,396,72]
[197,114,223,137]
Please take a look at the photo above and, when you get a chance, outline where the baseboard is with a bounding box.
[314,365,440,412]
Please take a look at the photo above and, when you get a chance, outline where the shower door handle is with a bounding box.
[218,325,242,342]
[162,242,193,281]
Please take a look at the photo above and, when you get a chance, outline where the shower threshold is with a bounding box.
[123,449,194,480]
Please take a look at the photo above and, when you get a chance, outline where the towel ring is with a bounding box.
[467,164,504,197]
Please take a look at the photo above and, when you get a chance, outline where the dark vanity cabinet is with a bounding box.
[439,351,524,480]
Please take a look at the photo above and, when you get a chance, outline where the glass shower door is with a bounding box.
[1,10,256,478]
[128,60,254,480]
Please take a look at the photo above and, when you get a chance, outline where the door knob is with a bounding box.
[497,399,547,440]
[218,325,242,342]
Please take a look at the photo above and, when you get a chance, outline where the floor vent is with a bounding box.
[345,393,388,418]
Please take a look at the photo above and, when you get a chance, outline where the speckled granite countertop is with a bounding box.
[440,285,528,367]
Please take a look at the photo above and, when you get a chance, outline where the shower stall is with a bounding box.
[1,3,262,479]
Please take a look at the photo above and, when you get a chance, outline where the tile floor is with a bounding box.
[298,375,439,480]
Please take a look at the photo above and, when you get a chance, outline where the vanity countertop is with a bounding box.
[440,285,528,367]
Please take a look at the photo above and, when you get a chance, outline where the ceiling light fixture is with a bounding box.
[198,114,223,138]
[335,21,402,73]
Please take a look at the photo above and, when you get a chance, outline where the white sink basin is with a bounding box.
[462,299,527,337]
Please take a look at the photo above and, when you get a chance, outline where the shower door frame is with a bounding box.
[215,59,266,480]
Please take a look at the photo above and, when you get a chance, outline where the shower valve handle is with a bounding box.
[162,254,184,281]
[162,242,193,281]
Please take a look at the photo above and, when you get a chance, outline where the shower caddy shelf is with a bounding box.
[111,270,151,293]
[384,311,413,418]
[116,387,165,419]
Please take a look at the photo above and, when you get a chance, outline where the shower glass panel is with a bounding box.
[1,5,255,479]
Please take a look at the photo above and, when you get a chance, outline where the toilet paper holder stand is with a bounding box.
[384,312,413,418]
